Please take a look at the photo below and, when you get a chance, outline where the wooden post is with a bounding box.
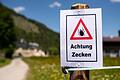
[70,3,90,80]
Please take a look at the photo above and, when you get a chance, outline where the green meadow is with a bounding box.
[23,56,69,80]
[24,57,120,80]
[0,58,10,68]
[90,57,120,80]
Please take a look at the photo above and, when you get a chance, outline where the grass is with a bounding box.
[0,58,10,68]
[24,56,120,80]
[24,56,69,80]
[90,57,120,80]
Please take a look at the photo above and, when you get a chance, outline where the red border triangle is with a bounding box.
[70,18,93,40]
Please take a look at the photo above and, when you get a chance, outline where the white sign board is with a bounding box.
[60,8,103,68]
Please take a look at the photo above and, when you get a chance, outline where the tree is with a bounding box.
[0,4,16,49]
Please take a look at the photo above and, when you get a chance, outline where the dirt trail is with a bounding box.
[0,58,29,80]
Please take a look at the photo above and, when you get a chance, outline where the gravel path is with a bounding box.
[0,58,29,80]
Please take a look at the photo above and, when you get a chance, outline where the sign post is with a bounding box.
[60,3,102,80]
[70,4,90,80]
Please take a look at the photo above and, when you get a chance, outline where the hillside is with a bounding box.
[0,3,59,55]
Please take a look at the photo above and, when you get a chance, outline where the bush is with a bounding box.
[48,47,58,55]
[5,48,14,59]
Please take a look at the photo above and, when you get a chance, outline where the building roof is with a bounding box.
[103,36,120,42]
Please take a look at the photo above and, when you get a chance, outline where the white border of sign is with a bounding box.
[60,8,103,68]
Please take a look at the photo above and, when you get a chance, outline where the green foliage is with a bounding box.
[0,57,10,67]
[4,47,14,59]
[90,57,120,80]
[0,3,16,49]
[48,47,59,55]
[24,56,69,80]
[24,57,120,80]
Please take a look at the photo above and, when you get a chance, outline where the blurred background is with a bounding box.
[0,0,120,80]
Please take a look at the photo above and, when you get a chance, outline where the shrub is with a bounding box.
[5,47,14,59]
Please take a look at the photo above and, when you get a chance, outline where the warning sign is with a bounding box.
[60,8,103,68]
[70,18,93,40]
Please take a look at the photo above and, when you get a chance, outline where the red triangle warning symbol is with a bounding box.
[70,18,93,40]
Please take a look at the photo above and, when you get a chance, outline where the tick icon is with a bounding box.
[78,29,85,36]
